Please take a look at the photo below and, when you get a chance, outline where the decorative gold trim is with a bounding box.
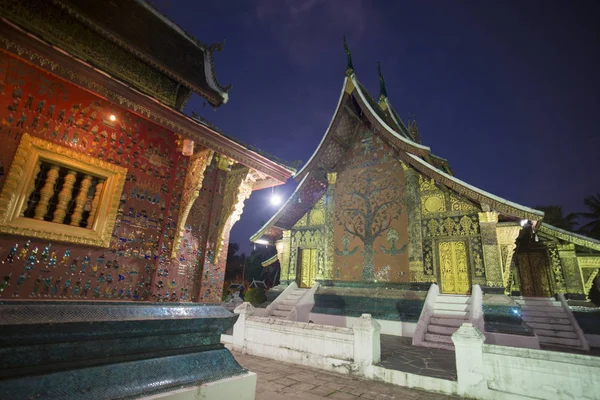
[539,224,600,252]
[584,270,598,300]
[171,149,214,258]
[578,256,600,268]
[213,166,254,264]
[0,133,126,247]
[327,172,337,185]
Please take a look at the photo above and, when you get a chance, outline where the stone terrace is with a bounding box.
[378,335,457,381]
[233,351,457,400]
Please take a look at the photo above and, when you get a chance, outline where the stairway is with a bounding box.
[269,288,309,319]
[423,294,471,350]
[515,297,588,350]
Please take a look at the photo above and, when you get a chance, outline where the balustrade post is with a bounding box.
[70,174,92,226]
[34,165,60,220]
[52,170,77,223]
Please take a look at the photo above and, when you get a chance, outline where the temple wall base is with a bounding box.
[141,372,257,400]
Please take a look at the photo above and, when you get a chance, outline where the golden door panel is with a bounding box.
[518,252,551,297]
[438,240,471,294]
[299,248,318,288]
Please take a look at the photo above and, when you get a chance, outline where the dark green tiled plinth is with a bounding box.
[483,304,534,336]
[313,292,425,322]
[0,301,244,400]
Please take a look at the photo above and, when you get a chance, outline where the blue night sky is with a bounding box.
[151,0,600,253]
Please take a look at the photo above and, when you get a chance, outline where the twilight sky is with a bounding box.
[152,0,600,253]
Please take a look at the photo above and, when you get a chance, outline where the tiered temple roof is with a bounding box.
[251,43,598,253]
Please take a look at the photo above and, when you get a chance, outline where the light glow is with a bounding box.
[270,194,282,206]
[256,239,270,245]
[520,219,528,227]
[109,114,116,122]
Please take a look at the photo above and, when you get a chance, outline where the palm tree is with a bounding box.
[578,193,600,240]
[535,205,578,231]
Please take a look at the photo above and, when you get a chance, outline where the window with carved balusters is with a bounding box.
[0,134,126,247]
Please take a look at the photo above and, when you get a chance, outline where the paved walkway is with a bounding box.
[378,335,457,381]
[233,351,456,400]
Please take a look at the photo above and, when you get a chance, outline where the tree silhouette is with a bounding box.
[336,167,403,280]
[534,205,578,231]
[578,193,600,240]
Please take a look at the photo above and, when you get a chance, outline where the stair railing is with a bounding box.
[412,283,439,346]
[470,284,485,333]
[557,293,589,350]
[265,282,298,317]
[287,282,320,322]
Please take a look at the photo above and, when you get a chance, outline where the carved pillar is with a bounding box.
[402,164,424,281]
[86,180,104,228]
[558,244,585,298]
[52,169,77,223]
[22,160,42,216]
[287,231,297,283]
[34,165,60,220]
[70,174,92,226]
[213,166,253,264]
[547,244,567,294]
[171,149,214,257]
[279,231,292,283]
[478,211,503,288]
[496,224,521,287]
[323,172,337,282]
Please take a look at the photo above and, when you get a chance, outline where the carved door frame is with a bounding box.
[434,238,472,295]
[517,251,552,297]
[297,247,318,288]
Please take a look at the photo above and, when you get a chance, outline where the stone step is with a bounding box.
[429,317,468,327]
[522,316,571,325]
[280,300,298,306]
[436,295,470,304]
[521,310,567,319]
[535,329,578,339]
[272,309,289,317]
[527,322,575,332]
[425,333,453,344]
[432,309,469,318]
[434,303,470,312]
[514,297,559,305]
[537,335,582,347]
[518,304,563,311]
[276,304,294,311]
[428,324,460,335]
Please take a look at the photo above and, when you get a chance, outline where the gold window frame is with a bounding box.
[0,133,127,247]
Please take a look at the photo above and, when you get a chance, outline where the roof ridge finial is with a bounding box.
[408,112,421,143]
[377,61,387,100]
[344,35,354,74]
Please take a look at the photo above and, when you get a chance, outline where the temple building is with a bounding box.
[251,42,600,350]
[0,0,294,303]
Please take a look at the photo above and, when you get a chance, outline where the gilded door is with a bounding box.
[517,252,552,297]
[438,241,471,294]
[299,248,318,288]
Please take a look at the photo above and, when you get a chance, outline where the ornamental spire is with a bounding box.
[377,62,387,100]
[343,35,354,74]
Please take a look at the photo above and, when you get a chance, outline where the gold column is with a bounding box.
[86,180,104,228]
[323,172,336,281]
[52,170,77,223]
[478,211,503,288]
[282,230,293,282]
[496,224,521,287]
[34,165,60,220]
[558,244,585,297]
[402,164,425,281]
[70,174,92,226]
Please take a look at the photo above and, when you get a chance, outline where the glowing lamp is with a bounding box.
[519,219,528,227]
[256,239,270,245]
[181,139,194,156]
[270,193,282,206]
[109,114,116,122]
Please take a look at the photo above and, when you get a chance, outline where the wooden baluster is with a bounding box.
[34,165,60,220]
[21,160,42,216]
[52,170,77,223]
[86,179,104,228]
[70,174,92,226]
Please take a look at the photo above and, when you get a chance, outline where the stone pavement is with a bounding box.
[233,351,457,400]
[378,335,457,381]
